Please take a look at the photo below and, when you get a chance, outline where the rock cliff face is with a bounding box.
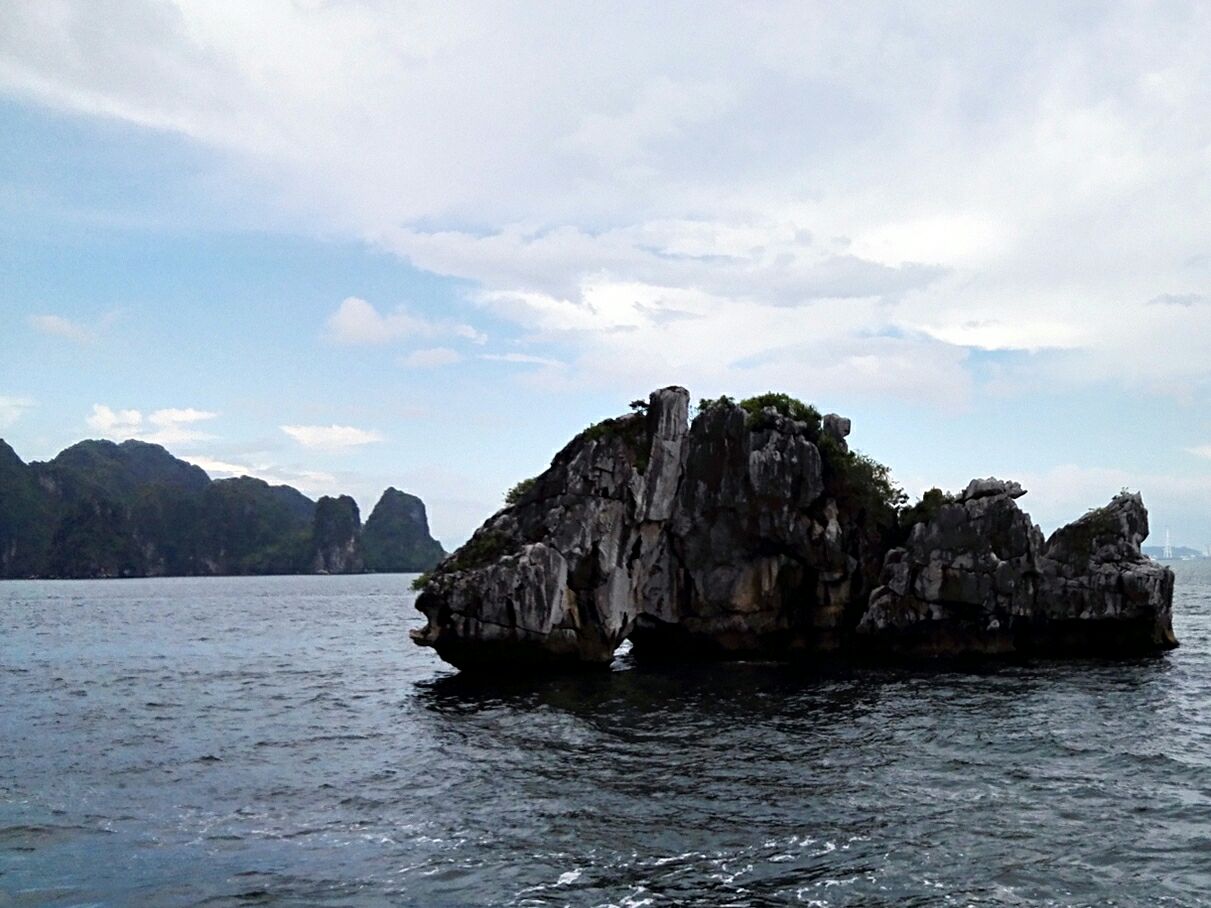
[413,387,1177,671]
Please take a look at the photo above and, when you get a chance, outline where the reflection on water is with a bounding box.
[2,569,1211,906]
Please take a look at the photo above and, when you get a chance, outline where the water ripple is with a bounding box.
[2,569,1211,905]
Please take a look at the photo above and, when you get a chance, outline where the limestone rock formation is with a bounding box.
[858,483,1176,656]
[311,495,364,574]
[363,488,445,572]
[411,389,1176,671]
[414,387,893,669]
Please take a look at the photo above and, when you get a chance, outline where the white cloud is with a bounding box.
[0,395,34,429]
[180,455,251,476]
[5,4,1211,399]
[1149,293,1207,308]
[180,453,339,495]
[86,404,218,446]
[280,423,383,450]
[402,346,463,368]
[559,76,737,166]
[481,352,566,367]
[87,404,142,436]
[915,317,1087,353]
[148,407,218,426]
[28,314,92,343]
[326,296,485,346]
[1187,446,1211,460]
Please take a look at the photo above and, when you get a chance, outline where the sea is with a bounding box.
[2,563,1211,907]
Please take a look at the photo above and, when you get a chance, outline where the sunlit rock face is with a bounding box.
[411,390,1176,672]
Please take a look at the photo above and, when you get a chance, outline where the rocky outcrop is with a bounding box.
[859,480,1176,656]
[411,390,1177,672]
[311,495,364,574]
[363,488,445,572]
[0,437,444,578]
[414,388,888,669]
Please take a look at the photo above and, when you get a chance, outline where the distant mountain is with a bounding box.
[362,487,445,573]
[0,438,445,579]
[1143,545,1206,560]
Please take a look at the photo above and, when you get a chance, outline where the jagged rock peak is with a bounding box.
[858,485,1176,657]
[311,495,363,574]
[364,488,445,573]
[961,477,1027,501]
[1045,489,1149,562]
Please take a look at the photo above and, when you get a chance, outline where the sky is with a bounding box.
[3,1,1211,550]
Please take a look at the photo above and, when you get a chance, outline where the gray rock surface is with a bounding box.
[412,388,1177,670]
[412,387,888,669]
[961,477,1026,501]
[858,487,1176,656]
[822,413,852,454]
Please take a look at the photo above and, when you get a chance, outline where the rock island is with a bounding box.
[412,387,1175,670]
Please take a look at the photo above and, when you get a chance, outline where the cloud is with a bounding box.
[481,352,565,367]
[915,318,1086,352]
[402,346,463,368]
[0,395,34,429]
[1148,293,1207,307]
[1187,446,1211,460]
[326,297,485,346]
[180,454,339,494]
[28,314,92,343]
[7,4,1211,399]
[86,404,218,446]
[87,404,141,436]
[280,423,383,450]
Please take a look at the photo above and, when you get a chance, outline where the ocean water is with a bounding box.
[2,566,1211,907]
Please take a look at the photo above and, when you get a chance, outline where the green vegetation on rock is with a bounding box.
[899,487,957,529]
[818,434,907,530]
[311,495,364,573]
[445,529,515,573]
[695,395,736,415]
[579,412,651,472]
[738,392,822,434]
[1047,504,1121,560]
[504,477,537,506]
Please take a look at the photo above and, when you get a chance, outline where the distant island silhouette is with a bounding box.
[0,438,443,579]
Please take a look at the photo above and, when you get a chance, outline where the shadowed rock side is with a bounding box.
[411,388,1176,671]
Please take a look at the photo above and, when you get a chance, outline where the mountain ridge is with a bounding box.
[0,437,444,579]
